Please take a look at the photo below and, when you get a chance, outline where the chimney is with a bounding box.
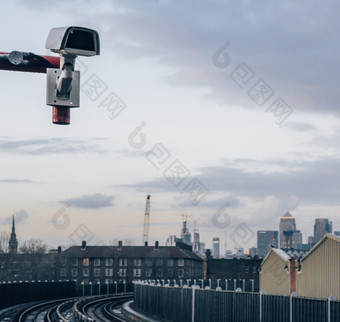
[145,241,148,247]
[205,249,212,260]
[118,240,122,250]
[81,241,86,250]
[155,241,159,249]
[57,246,62,254]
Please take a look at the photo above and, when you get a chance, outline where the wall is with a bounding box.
[297,237,340,299]
[260,251,290,295]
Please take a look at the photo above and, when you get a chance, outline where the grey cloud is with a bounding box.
[283,122,317,132]
[0,179,38,184]
[62,193,115,209]
[197,159,340,204]
[174,196,241,209]
[99,0,339,116]
[124,157,340,205]
[0,138,109,155]
[0,209,29,225]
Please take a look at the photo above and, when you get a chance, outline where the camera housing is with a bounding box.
[45,26,100,57]
[45,26,100,124]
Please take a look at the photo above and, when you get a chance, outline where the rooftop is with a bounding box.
[62,245,203,261]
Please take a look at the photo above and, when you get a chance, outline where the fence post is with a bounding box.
[290,292,297,322]
[259,290,267,322]
[192,286,196,322]
[328,295,336,322]
[260,291,262,322]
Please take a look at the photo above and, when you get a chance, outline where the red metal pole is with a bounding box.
[0,52,59,73]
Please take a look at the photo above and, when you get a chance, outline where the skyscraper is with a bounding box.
[212,237,220,258]
[314,219,332,244]
[279,212,302,250]
[192,222,200,252]
[8,215,18,254]
[181,217,192,245]
[257,230,278,257]
[279,211,296,249]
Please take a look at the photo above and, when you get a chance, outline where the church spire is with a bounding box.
[12,215,15,233]
[8,214,18,254]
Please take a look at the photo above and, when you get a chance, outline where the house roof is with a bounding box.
[261,248,307,266]
[263,248,291,264]
[61,245,203,261]
[301,233,340,262]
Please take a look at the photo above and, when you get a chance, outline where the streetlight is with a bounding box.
[251,279,254,293]
[98,280,101,295]
[106,281,109,295]
[242,279,245,292]
[90,281,93,296]
[82,281,85,297]
[225,279,228,291]
[234,279,236,290]
[114,281,117,293]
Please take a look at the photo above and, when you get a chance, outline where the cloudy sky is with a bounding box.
[0,0,339,254]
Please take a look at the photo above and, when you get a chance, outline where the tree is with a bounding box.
[0,231,10,253]
[19,238,51,280]
[19,238,49,254]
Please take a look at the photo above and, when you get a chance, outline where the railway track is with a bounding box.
[0,293,134,322]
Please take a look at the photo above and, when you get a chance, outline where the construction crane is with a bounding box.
[143,195,151,244]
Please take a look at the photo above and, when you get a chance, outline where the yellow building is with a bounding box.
[297,234,340,299]
[259,248,296,295]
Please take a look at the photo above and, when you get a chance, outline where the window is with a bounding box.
[156,259,163,266]
[146,269,152,277]
[60,268,66,277]
[94,258,100,266]
[119,269,127,277]
[105,279,113,284]
[61,258,67,266]
[83,258,89,266]
[72,269,78,277]
[94,268,100,277]
[168,269,173,276]
[178,269,184,278]
[167,259,173,266]
[178,259,184,266]
[105,269,113,277]
[105,258,113,266]
[119,258,127,266]
[244,266,249,274]
[133,269,141,277]
[146,258,152,266]
[83,269,89,277]
[133,258,142,266]
[156,269,163,277]
[253,266,257,274]
[72,258,78,266]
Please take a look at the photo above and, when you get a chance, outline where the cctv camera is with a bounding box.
[45,26,100,57]
[45,26,100,124]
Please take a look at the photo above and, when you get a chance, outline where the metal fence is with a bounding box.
[0,281,77,309]
[134,283,340,322]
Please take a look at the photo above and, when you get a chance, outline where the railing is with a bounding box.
[134,281,340,322]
